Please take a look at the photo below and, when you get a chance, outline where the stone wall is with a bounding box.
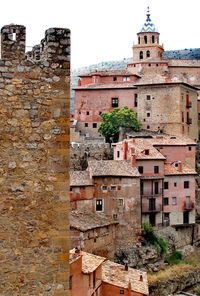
[70,143,113,170]
[0,24,70,295]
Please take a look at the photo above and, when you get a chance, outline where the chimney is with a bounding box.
[132,138,135,144]
[131,155,136,167]
[178,162,182,172]
[122,141,128,160]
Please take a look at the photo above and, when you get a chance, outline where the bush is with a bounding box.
[142,223,167,256]
[197,289,200,296]
[164,250,183,265]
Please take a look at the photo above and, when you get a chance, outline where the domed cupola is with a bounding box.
[140,7,157,33]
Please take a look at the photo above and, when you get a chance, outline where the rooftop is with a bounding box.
[164,162,197,176]
[102,260,149,295]
[74,82,137,90]
[88,160,140,177]
[70,170,93,186]
[79,69,136,77]
[70,210,118,232]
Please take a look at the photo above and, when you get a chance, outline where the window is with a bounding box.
[182,112,184,123]
[172,197,177,205]
[86,111,89,115]
[146,95,151,100]
[117,151,120,158]
[69,276,72,290]
[147,112,150,117]
[164,182,169,189]
[111,98,118,108]
[70,187,72,192]
[134,94,138,107]
[96,199,103,212]
[145,149,149,155]
[93,123,97,128]
[79,111,81,114]
[188,146,192,151]
[110,185,117,191]
[174,182,177,187]
[99,111,102,115]
[147,125,150,129]
[123,76,130,82]
[138,36,140,44]
[154,166,159,173]
[146,50,150,58]
[113,76,117,81]
[101,185,107,191]
[139,51,143,60]
[118,199,124,206]
[85,123,88,127]
[148,64,151,67]
[163,212,169,220]
[184,181,189,188]
[154,181,159,194]
[144,35,147,44]
[120,289,125,294]
[138,166,143,174]
[152,35,155,43]
[164,197,169,205]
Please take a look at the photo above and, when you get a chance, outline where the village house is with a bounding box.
[113,134,197,228]
[69,248,149,296]
[73,8,199,141]
[70,210,118,259]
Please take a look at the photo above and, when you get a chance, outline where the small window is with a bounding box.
[154,166,159,173]
[86,111,89,115]
[85,123,88,127]
[93,123,97,128]
[99,111,102,115]
[172,197,177,205]
[184,181,189,189]
[147,112,150,117]
[70,187,72,192]
[182,112,184,123]
[174,182,177,187]
[110,185,117,191]
[164,197,169,205]
[138,166,143,174]
[145,149,149,155]
[146,50,150,58]
[69,276,72,290]
[111,98,119,108]
[101,185,107,191]
[146,95,151,100]
[134,94,138,107]
[118,199,124,206]
[120,289,125,294]
[123,76,130,82]
[96,199,103,212]
[164,182,169,189]
[79,111,81,114]
[113,76,117,81]
[117,151,120,158]
[163,212,169,220]
[13,32,16,41]
[152,35,155,43]
[147,125,150,129]
[148,64,151,67]
[140,51,143,60]
[144,35,147,44]
[188,146,192,151]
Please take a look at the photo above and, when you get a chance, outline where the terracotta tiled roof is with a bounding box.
[102,260,148,295]
[74,82,137,90]
[79,69,137,77]
[88,160,140,177]
[164,163,197,175]
[82,251,106,274]
[70,210,118,231]
[70,171,93,186]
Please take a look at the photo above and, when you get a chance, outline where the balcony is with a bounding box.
[186,101,192,108]
[186,118,192,125]
[183,201,194,211]
[142,204,162,213]
[141,189,163,197]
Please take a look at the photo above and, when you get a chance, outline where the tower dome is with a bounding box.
[140,7,158,33]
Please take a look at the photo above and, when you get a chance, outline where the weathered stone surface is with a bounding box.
[0,24,70,296]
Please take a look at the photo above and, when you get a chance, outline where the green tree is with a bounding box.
[98,107,141,142]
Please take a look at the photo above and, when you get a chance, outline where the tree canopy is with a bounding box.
[98,107,141,142]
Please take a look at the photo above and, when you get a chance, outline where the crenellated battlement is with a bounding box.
[0,24,70,67]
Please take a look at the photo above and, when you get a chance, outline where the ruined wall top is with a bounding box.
[1,24,70,67]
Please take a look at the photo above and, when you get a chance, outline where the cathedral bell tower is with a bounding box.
[133,7,164,61]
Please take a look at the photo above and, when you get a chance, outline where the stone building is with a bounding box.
[73,8,199,141]
[114,135,197,228]
[0,24,70,295]
[69,248,149,296]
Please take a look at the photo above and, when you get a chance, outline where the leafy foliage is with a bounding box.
[98,107,141,141]
[164,250,183,265]
[142,223,167,256]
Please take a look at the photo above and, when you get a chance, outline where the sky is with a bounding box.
[1,0,200,69]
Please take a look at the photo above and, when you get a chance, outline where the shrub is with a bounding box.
[164,250,183,265]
